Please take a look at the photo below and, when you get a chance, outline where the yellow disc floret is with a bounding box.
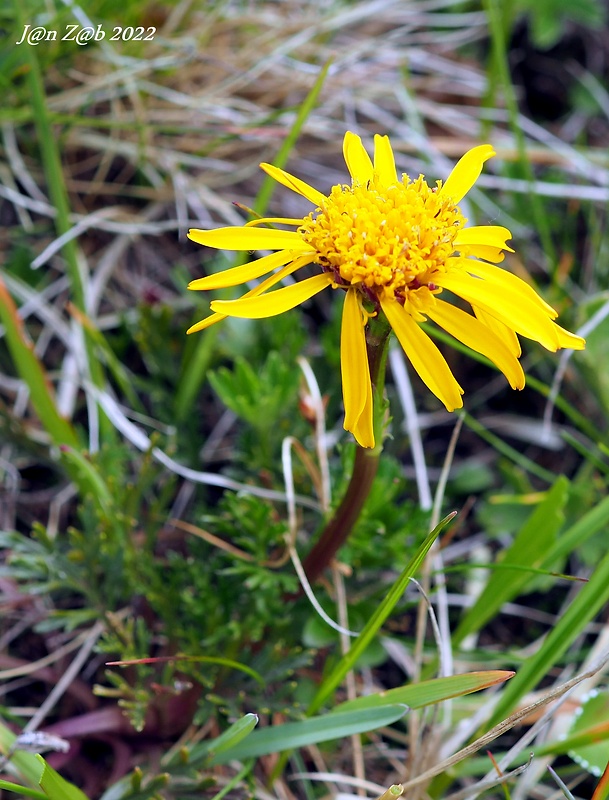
[299,174,466,317]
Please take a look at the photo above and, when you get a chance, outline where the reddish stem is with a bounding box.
[301,314,391,583]
[301,445,379,584]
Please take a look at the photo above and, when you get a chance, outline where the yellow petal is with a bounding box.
[341,289,366,427]
[188,250,293,291]
[187,312,228,334]
[210,273,332,319]
[373,134,398,186]
[454,225,514,253]
[351,392,374,448]
[188,226,312,252]
[426,300,525,390]
[258,163,326,207]
[341,289,374,447]
[460,258,557,317]
[245,217,307,228]
[438,144,496,204]
[343,131,374,184]
[437,271,561,350]
[381,297,464,411]
[553,323,585,350]
[473,304,521,357]
[462,245,506,264]
[187,255,314,334]
[249,254,315,295]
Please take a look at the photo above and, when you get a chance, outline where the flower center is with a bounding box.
[299,175,466,310]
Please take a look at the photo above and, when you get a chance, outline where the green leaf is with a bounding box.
[208,352,298,431]
[210,705,408,764]
[0,779,45,799]
[36,757,90,800]
[0,730,90,800]
[173,713,259,767]
[203,712,259,756]
[333,671,514,714]
[453,475,569,646]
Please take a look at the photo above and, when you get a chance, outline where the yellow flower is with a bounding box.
[187,132,585,449]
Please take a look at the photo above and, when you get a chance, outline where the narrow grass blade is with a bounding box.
[546,493,609,564]
[453,476,569,646]
[175,322,219,421]
[307,512,457,716]
[107,654,264,685]
[67,304,140,410]
[13,8,108,432]
[201,713,259,756]
[0,780,46,799]
[463,413,556,482]
[526,375,603,444]
[455,489,609,655]
[208,762,253,800]
[253,59,332,217]
[210,705,408,764]
[0,277,79,450]
[16,35,84,310]
[97,770,168,800]
[334,670,514,714]
[537,720,609,759]
[486,545,609,729]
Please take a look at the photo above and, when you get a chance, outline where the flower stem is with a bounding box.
[302,314,391,584]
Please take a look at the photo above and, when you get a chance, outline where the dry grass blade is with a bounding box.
[399,649,609,794]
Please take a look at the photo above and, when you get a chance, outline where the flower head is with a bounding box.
[187,132,584,448]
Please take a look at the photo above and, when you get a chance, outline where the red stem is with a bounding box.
[301,446,379,584]
[301,314,391,583]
